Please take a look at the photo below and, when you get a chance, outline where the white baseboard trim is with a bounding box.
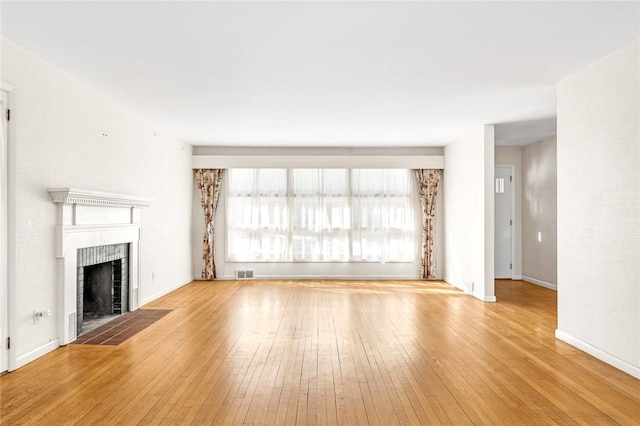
[473,293,497,302]
[512,274,522,280]
[445,277,469,293]
[444,277,496,301]
[141,277,194,306]
[16,339,59,370]
[221,274,423,280]
[522,275,557,291]
[555,329,640,379]
[450,283,465,292]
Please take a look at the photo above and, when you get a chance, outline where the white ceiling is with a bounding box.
[1,1,638,147]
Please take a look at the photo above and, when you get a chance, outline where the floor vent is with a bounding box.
[235,269,255,280]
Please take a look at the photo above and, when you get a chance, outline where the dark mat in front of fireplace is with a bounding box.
[70,309,173,346]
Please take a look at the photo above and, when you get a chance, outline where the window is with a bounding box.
[226,168,415,262]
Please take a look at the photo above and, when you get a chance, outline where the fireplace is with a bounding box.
[76,243,129,335]
[49,188,151,345]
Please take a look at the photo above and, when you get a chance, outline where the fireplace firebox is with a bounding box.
[76,243,129,335]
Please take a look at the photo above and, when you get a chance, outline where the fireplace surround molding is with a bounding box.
[49,188,152,345]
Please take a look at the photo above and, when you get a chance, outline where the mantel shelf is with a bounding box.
[48,188,152,208]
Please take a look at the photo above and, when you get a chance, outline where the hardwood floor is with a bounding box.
[1,279,639,425]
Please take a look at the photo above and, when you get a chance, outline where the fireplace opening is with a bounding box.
[77,243,129,336]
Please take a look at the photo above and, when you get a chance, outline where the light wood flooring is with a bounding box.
[1,279,639,425]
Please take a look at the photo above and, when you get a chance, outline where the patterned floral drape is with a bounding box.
[195,169,225,280]
[415,169,443,279]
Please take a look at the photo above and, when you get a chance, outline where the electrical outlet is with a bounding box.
[33,310,51,324]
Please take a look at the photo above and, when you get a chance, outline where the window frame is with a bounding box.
[225,168,417,263]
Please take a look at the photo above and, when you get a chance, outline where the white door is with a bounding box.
[494,166,513,279]
[1,90,9,372]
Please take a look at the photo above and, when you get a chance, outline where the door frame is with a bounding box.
[2,79,17,371]
[495,164,515,279]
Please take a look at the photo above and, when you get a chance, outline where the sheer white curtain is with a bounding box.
[291,169,350,261]
[351,169,415,262]
[226,169,288,261]
[226,168,415,262]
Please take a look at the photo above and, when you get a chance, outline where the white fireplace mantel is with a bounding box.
[48,188,152,208]
[49,188,152,345]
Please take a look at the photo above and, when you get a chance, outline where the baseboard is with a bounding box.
[522,275,557,291]
[16,339,59,370]
[221,274,424,280]
[555,329,640,379]
[512,274,522,280]
[445,278,467,293]
[444,277,496,302]
[141,277,194,306]
[473,293,497,302]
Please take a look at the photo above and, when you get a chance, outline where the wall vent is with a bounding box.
[68,312,77,341]
[132,288,139,310]
[464,281,474,294]
[235,269,255,280]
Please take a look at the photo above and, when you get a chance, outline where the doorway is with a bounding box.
[495,165,514,279]
[1,89,9,372]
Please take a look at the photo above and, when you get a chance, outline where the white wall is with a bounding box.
[522,137,557,288]
[443,125,495,301]
[556,40,639,378]
[495,147,523,279]
[2,40,194,369]
[191,152,446,280]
